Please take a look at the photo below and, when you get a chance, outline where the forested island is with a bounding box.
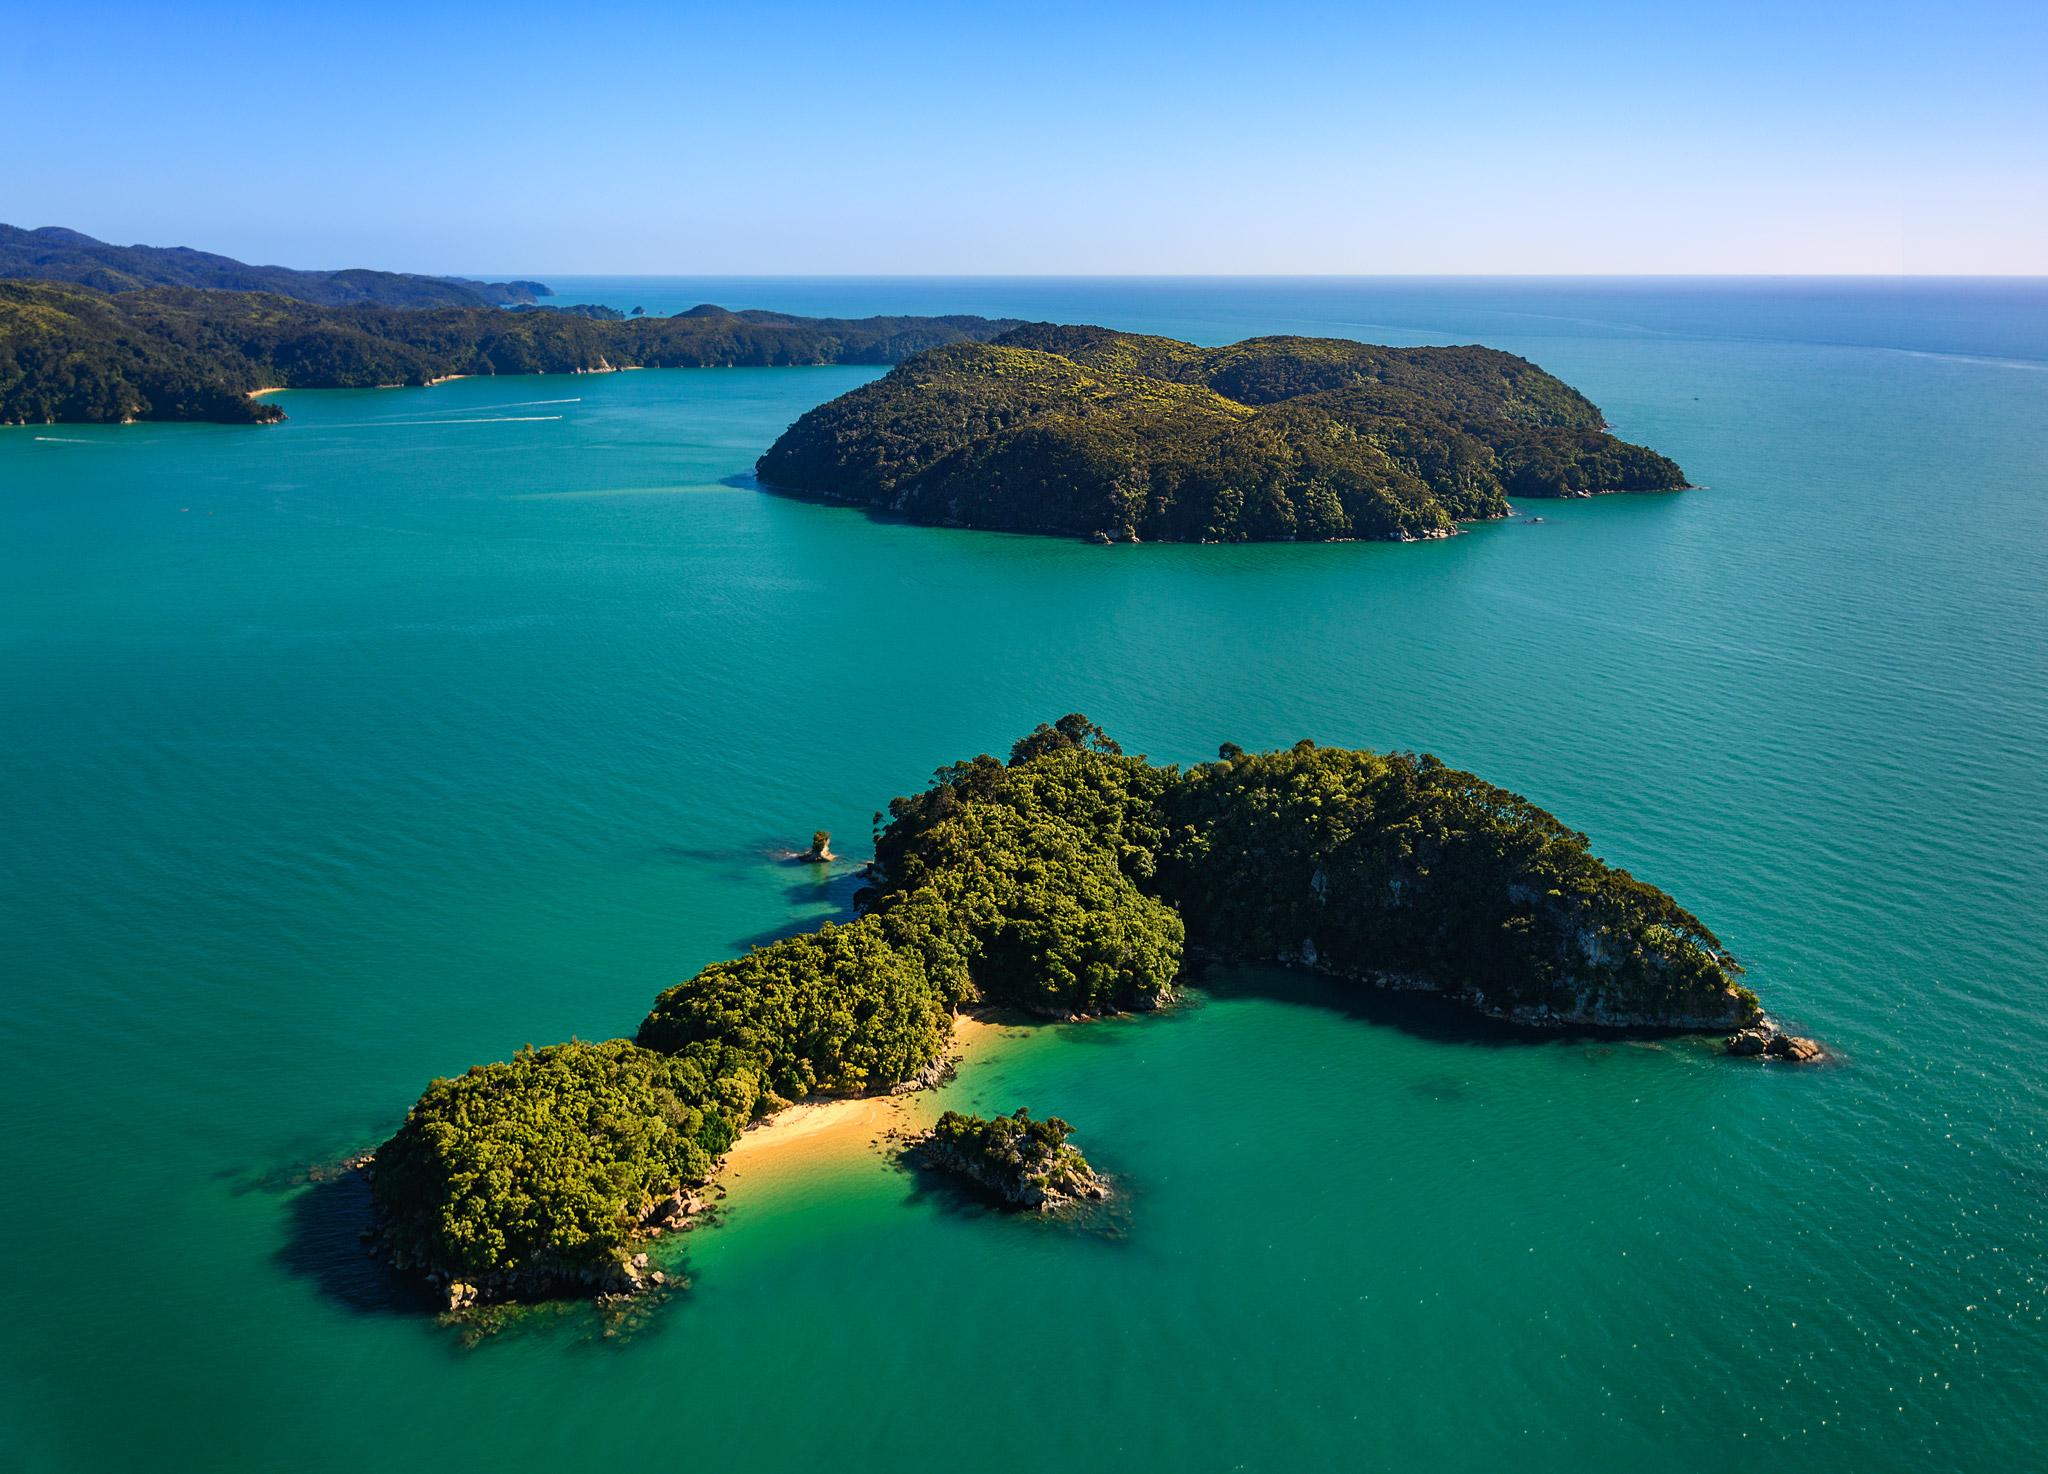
[366,716,1809,1312]
[0,281,1022,425]
[757,324,1688,541]
[0,223,550,308]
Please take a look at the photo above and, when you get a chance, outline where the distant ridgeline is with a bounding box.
[0,280,1023,425]
[369,717,1772,1310]
[0,223,548,309]
[757,324,1689,541]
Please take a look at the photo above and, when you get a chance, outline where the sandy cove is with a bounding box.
[719,1014,1011,1185]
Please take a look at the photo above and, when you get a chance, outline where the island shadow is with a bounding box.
[273,1167,439,1318]
[892,1148,1132,1244]
[736,472,1062,540]
[272,1160,706,1348]
[1187,960,1709,1057]
[723,863,869,953]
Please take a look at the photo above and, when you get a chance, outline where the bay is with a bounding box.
[3,278,2044,1471]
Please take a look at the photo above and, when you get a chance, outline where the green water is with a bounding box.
[3,281,2045,1470]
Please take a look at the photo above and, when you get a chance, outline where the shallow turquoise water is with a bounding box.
[3,280,2045,1470]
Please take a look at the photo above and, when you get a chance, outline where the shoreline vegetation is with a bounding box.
[757,323,1689,543]
[0,279,1021,426]
[364,715,1817,1316]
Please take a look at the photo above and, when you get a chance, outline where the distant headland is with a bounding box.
[757,323,1689,542]
[358,715,1813,1315]
[0,222,550,309]
[0,276,1023,426]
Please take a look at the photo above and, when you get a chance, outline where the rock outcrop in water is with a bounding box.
[913,1109,1108,1210]
[1725,1022,1825,1062]
[370,716,1786,1308]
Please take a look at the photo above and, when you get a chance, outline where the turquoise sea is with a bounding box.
[3,278,2045,1471]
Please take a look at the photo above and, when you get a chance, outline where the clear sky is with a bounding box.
[9,0,2044,275]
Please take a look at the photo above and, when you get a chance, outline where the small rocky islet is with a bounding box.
[359,714,1818,1315]
[910,1109,1109,1211]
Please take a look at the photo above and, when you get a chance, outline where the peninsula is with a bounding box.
[757,324,1687,541]
[367,716,1806,1312]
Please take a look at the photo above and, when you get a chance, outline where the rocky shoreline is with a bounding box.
[361,976,1816,1314]
[1724,1020,1826,1063]
[1246,943,1774,1036]
[348,1152,721,1312]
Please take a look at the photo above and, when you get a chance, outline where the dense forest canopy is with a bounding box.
[373,719,1760,1305]
[756,324,1689,541]
[0,280,1023,425]
[0,223,548,308]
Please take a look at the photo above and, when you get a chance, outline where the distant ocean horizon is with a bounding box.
[4,276,2045,1473]
[537,272,2048,364]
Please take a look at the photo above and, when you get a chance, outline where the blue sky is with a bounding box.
[8,1,2044,274]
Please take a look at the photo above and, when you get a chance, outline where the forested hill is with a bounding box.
[0,224,548,309]
[757,324,1689,542]
[0,281,1024,425]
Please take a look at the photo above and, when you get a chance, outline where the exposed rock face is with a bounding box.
[1491,985,1760,1033]
[913,1109,1108,1211]
[640,1190,711,1229]
[1274,947,1761,1035]
[797,830,836,863]
[888,1051,957,1095]
[411,1246,650,1310]
[1726,1022,1825,1062]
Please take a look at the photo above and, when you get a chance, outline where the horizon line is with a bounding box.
[496,270,2048,283]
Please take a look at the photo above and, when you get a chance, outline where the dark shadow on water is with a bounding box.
[892,1149,1131,1245]
[745,476,907,530]
[644,840,754,870]
[644,836,861,874]
[638,834,871,954]
[724,867,868,953]
[272,1166,704,1349]
[1191,961,1720,1056]
[745,473,1082,543]
[274,1170,438,1318]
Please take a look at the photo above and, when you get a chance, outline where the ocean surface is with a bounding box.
[3,278,2045,1471]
